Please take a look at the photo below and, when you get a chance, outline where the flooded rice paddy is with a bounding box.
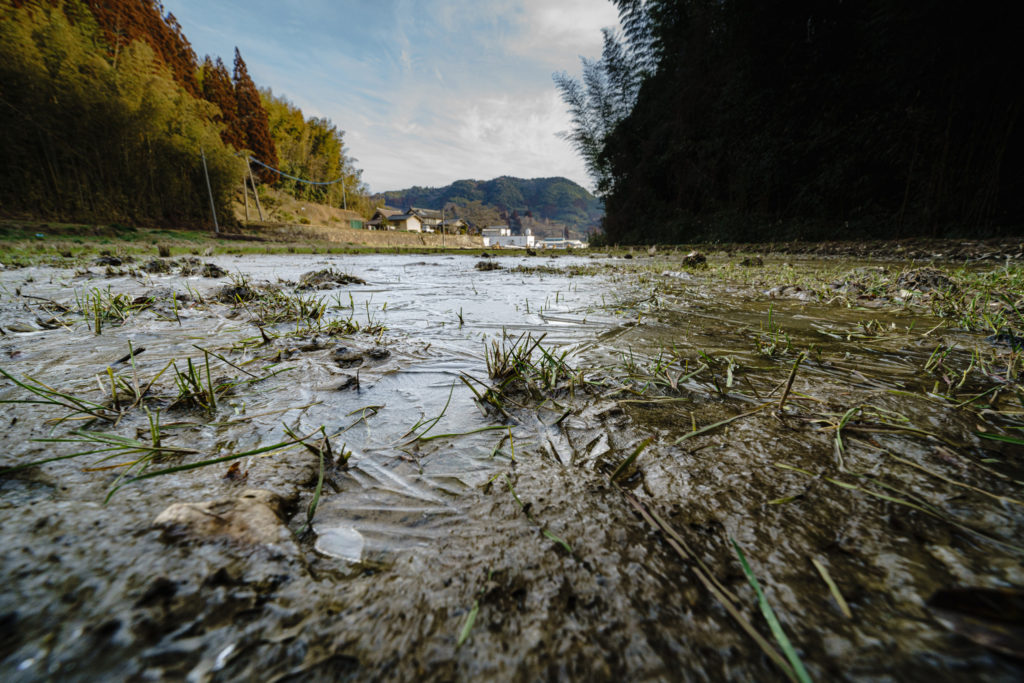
[1,250,1023,681]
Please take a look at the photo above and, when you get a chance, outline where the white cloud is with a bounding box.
[507,0,620,64]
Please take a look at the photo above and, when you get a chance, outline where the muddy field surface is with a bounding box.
[1,251,1023,681]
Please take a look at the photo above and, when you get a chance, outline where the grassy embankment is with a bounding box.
[0,219,495,267]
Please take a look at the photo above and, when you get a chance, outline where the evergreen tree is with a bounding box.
[233,47,278,183]
[199,55,244,149]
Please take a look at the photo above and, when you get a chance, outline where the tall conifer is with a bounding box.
[233,47,278,183]
[200,55,244,149]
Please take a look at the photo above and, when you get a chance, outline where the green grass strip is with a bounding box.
[415,424,509,443]
[731,537,813,683]
[675,402,772,445]
[977,431,1024,446]
[610,436,653,481]
[457,600,480,647]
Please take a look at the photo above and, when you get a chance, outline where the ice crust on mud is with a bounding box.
[1,251,1023,681]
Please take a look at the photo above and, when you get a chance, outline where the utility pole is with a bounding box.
[200,147,219,234]
[242,173,250,222]
[246,157,265,221]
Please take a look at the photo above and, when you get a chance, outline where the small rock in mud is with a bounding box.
[682,251,706,267]
[896,267,955,293]
[331,374,360,391]
[740,255,763,267]
[178,258,226,278]
[142,258,172,274]
[93,255,122,266]
[986,332,1024,350]
[298,336,329,352]
[202,263,227,278]
[134,287,190,306]
[766,284,815,301]
[333,346,364,368]
[366,345,390,361]
[298,268,366,290]
[153,488,295,551]
[5,322,38,333]
[829,266,889,294]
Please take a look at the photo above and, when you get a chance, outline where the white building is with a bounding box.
[540,238,587,249]
[482,226,535,248]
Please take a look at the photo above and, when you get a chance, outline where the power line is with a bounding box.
[248,156,345,186]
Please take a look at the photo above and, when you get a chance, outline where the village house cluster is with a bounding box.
[365,207,466,234]
[364,206,586,249]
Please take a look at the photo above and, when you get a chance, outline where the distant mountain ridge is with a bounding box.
[373,176,602,237]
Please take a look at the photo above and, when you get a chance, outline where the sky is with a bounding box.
[166,0,620,193]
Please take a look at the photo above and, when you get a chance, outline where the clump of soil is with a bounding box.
[476,260,502,271]
[142,258,172,274]
[332,345,390,368]
[297,268,366,290]
[896,267,956,293]
[682,250,706,267]
[178,257,227,278]
[829,266,890,294]
[216,282,259,302]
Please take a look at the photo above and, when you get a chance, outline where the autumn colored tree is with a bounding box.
[233,48,278,183]
[199,55,244,149]
[85,0,200,97]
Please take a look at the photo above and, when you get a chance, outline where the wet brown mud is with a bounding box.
[1,252,1023,681]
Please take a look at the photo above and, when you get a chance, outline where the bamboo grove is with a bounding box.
[556,0,1024,244]
[0,0,367,229]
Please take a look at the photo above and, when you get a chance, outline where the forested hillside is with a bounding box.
[376,176,602,234]
[557,0,1024,243]
[261,90,371,217]
[0,0,367,228]
[0,0,240,226]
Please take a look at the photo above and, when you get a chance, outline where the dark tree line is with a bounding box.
[558,1,1024,243]
[0,0,241,227]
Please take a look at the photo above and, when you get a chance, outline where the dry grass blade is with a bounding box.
[778,352,806,411]
[622,493,797,680]
[811,557,852,618]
